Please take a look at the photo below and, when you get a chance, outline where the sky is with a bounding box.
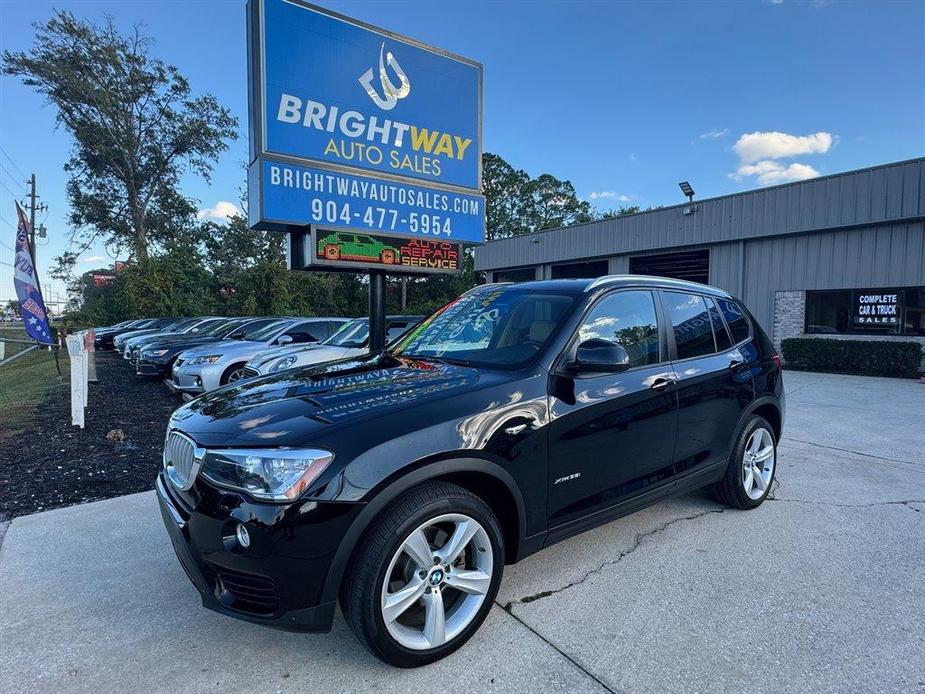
[1,0,923,304]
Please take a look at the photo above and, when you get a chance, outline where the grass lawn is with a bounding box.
[0,346,69,440]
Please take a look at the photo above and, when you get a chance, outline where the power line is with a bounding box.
[0,146,27,179]
[0,163,27,193]
[0,178,25,200]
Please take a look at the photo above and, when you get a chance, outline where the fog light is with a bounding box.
[235,523,251,548]
[196,376,202,387]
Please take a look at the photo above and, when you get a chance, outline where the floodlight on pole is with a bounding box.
[678,181,695,202]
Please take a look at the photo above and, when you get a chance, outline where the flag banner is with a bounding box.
[13,202,53,344]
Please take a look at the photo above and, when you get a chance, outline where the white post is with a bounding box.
[66,334,87,428]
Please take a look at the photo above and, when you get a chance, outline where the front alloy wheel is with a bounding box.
[224,365,247,384]
[381,513,493,650]
[342,481,504,667]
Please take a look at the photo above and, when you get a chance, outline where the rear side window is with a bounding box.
[705,297,733,351]
[717,298,750,344]
[663,292,714,359]
[578,290,660,367]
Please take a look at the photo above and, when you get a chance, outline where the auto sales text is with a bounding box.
[277,94,473,179]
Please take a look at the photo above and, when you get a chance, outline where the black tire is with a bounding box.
[341,481,504,668]
[220,362,247,385]
[712,414,777,509]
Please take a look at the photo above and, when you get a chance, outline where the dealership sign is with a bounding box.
[853,291,900,327]
[246,0,485,262]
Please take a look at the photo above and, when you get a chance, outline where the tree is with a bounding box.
[524,173,594,231]
[2,11,238,263]
[481,153,600,238]
[481,153,531,240]
[597,205,642,220]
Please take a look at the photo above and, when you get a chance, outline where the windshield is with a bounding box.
[208,319,248,337]
[245,319,289,342]
[324,319,369,347]
[391,286,578,369]
[166,318,196,333]
[184,318,222,334]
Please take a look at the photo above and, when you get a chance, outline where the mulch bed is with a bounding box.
[0,352,182,521]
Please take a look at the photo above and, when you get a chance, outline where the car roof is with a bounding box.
[496,275,732,298]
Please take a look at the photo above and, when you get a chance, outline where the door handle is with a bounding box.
[728,352,746,369]
[650,374,677,391]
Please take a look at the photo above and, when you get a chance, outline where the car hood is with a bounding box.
[246,342,316,369]
[127,331,178,346]
[289,345,354,367]
[169,355,494,447]
[143,336,230,353]
[117,328,157,341]
[179,339,268,360]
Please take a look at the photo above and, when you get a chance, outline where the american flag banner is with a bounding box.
[13,202,53,344]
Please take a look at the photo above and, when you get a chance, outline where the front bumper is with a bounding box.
[155,473,362,632]
[171,362,223,393]
[137,357,169,377]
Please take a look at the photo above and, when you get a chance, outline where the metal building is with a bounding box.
[474,157,925,355]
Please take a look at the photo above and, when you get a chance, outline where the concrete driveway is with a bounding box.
[2,371,923,693]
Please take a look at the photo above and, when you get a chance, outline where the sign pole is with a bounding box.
[368,270,387,353]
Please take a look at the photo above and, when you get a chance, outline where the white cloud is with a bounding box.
[699,128,729,139]
[197,201,241,222]
[733,131,833,164]
[732,160,821,185]
[81,255,106,264]
[588,192,634,202]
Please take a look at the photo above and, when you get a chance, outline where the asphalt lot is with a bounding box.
[1,370,923,693]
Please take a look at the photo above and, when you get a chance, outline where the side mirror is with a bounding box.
[567,338,631,374]
[276,334,293,346]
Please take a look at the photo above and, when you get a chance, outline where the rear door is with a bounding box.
[659,291,755,489]
[546,289,679,532]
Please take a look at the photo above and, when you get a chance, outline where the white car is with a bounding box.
[170,317,346,394]
[245,316,423,376]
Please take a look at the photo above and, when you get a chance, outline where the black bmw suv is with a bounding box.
[157,276,784,667]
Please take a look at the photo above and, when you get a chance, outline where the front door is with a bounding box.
[546,289,679,532]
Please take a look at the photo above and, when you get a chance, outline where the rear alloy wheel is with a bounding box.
[712,414,777,509]
[742,427,775,500]
[342,482,504,667]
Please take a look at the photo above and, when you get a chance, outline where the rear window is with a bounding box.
[717,298,751,344]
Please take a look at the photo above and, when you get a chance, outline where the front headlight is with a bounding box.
[188,354,222,365]
[200,448,334,501]
[271,355,298,372]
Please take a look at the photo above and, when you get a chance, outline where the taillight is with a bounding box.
[771,351,782,369]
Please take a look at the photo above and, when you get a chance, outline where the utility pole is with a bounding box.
[24,173,47,294]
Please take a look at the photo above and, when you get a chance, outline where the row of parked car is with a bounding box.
[92,314,424,395]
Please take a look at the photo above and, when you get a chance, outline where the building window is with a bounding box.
[550,260,609,279]
[495,268,536,283]
[629,249,709,284]
[805,287,924,336]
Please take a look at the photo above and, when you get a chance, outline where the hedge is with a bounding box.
[781,338,924,379]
